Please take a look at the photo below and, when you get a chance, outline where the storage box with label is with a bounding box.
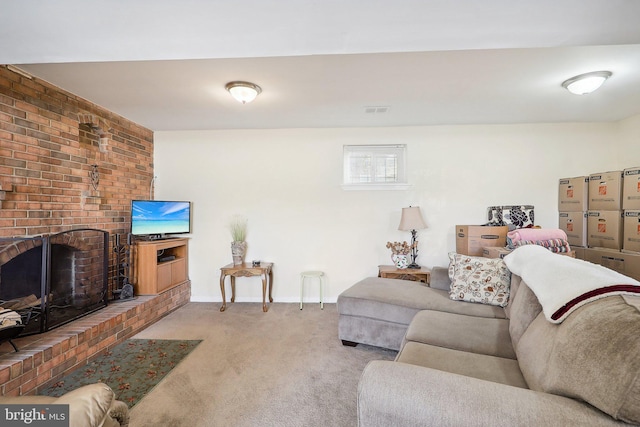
[482,246,512,259]
[584,248,640,281]
[558,176,588,212]
[455,225,508,257]
[588,171,623,210]
[623,167,640,210]
[623,210,640,253]
[587,210,623,250]
[486,205,534,228]
[559,211,587,247]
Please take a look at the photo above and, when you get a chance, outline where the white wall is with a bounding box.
[154,121,627,304]
[618,114,640,165]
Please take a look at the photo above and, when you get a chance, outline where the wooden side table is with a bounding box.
[378,265,431,285]
[219,262,273,312]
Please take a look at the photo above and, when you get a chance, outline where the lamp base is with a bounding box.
[407,262,421,269]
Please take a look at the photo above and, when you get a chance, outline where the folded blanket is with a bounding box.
[507,228,567,244]
[514,239,571,253]
[503,245,640,323]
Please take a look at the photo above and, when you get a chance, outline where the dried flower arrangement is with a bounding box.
[386,241,415,255]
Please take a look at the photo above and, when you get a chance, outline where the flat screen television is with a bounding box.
[130,200,191,238]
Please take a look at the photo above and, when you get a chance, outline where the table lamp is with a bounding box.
[398,206,427,269]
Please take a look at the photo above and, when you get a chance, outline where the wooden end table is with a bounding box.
[219,262,273,312]
[378,265,431,285]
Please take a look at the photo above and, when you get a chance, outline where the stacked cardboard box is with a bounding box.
[587,171,623,250]
[623,167,640,254]
[624,210,640,253]
[558,176,588,248]
[562,167,640,280]
[584,248,640,282]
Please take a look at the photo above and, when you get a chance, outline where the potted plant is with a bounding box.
[229,216,248,265]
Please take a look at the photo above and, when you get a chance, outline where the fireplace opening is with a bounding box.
[0,238,45,335]
[0,229,109,336]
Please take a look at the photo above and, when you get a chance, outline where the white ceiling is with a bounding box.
[3,0,640,131]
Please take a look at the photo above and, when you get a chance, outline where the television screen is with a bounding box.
[131,200,191,237]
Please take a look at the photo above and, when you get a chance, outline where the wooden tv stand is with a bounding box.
[134,237,189,295]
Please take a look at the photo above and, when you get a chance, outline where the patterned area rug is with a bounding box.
[40,339,201,407]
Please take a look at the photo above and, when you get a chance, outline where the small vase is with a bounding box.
[231,241,247,265]
[392,254,409,269]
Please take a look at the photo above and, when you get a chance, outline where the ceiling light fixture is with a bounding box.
[225,81,262,104]
[562,71,612,95]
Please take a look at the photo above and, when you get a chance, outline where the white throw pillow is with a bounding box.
[448,252,511,307]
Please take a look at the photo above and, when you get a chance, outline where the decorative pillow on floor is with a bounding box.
[448,252,511,307]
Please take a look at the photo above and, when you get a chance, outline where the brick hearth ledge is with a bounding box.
[0,281,190,396]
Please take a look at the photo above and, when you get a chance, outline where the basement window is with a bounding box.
[342,144,410,190]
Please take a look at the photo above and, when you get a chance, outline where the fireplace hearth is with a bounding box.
[0,229,109,336]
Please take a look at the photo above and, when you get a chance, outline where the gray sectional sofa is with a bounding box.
[337,248,640,426]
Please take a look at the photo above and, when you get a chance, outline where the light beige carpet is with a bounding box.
[128,302,396,427]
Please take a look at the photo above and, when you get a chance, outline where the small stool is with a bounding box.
[300,271,324,310]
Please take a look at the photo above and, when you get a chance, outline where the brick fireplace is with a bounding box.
[0,66,190,395]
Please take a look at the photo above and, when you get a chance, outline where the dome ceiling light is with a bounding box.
[225,81,262,104]
[562,71,612,95]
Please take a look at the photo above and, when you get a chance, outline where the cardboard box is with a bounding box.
[572,246,586,260]
[455,225,508,257]
[584,248,640,281]
[558,176,589,212]
[623,167,640,210]
[487,205,534,228]
[587,210,623,250]
[623,210,640,253]
[482,246,512,259]
[588,171,623,210]
[558,211,587,247]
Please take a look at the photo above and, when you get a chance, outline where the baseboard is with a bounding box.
[189,296,337,303]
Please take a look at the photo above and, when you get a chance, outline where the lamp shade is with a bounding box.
[398,206,427,231]
[225,81,262,104]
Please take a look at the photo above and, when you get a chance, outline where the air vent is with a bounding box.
[364,106,390,114]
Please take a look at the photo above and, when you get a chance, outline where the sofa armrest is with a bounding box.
[429,266,451,291]
[56,383,129,427]
[358,361,623,427]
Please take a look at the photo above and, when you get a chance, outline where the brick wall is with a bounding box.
[0,65,154,297]
[0,65,154,239]
[0,281,191,396]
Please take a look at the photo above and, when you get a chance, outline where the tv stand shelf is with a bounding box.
[134,237,189,295]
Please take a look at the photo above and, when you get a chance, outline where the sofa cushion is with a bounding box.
[507,278,542,350]
[516,295,640,424]
[448,253,511,307]
[337,277,507,325]
[503,274,521,320]
[404,310,516,359]
[396,341,527,388]
[338,315,412,351]
[429,266,452,291]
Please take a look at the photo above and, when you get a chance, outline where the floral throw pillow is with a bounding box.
[448,252,511,307]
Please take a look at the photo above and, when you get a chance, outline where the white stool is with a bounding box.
[300,271,324,310]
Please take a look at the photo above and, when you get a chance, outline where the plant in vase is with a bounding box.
[229,215,248,265]
[386,241,415,269]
